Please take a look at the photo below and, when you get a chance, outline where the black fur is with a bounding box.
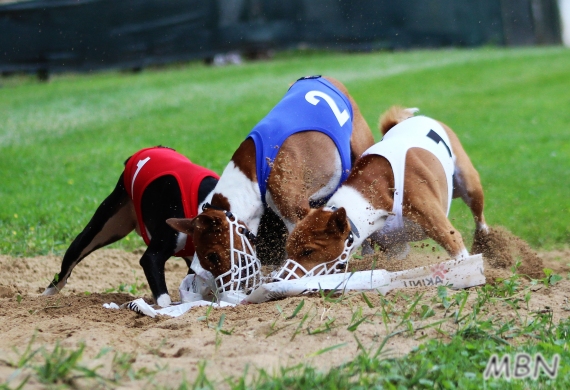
[45,163,218,305]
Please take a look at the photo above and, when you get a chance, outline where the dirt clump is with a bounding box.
[0,285,16,298]
[349,225,545,284]
[472,226,544,279]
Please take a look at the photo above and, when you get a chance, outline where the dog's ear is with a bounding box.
[166,218,196,235]
[168,213,224,236]
[193,213,224,231]
[325,207,349,236]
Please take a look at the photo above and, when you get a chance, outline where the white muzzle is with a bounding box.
[213,214,262,301]
[271,232,355,281]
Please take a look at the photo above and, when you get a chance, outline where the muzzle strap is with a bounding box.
[200,206,262,297]
[202,202,257,244]
[271,234,355,281]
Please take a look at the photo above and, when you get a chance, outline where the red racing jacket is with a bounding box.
[123,147,219,257]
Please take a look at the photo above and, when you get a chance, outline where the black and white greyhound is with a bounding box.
[43,146,219,307]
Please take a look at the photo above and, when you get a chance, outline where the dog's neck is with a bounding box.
[327,185,389,248]
[196,176,219,213]
[210,160,264,234]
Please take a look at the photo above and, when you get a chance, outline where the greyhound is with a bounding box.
[279,106,487,280]
[167,76,375,299]
[43,146,219,307]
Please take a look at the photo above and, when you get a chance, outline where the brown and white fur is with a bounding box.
[168,77,374,281]
[284,106,487,276]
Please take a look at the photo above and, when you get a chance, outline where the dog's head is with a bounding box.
[168,210,232,275]
[167,205,260,293]
[275,207,353,280]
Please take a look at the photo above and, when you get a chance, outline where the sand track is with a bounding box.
[1,227,569,387]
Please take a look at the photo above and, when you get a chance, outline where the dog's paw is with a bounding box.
[361,241,375,256]
[156,293,171,308]
[124,299,156,318]
[42,287,58,296]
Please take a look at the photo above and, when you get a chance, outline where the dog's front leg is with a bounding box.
[139,243,175,307]
[414,210,469,260]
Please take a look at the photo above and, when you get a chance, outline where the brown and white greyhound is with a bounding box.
[168,76,374,296]
[277,106,488,280]
[43,146,219,307]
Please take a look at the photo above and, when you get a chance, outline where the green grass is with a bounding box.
[1,336,159,389]
[2,47,570,387]
[1,47,570,256]
[230,270,570,389]
[3,270,569,389]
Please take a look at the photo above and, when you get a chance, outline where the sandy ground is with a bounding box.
[1,227,569,388]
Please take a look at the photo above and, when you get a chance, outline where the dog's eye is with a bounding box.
[301,248,314,257]
[206,253,220,263]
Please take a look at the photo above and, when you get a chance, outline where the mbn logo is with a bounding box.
[484,353,559,380]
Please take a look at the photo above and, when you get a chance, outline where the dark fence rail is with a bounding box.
[0,0,562,75]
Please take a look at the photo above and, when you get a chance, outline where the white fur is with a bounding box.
[477,222,489,233]
[455,248,470,260]
[198,187,215,213]
[452,166,469,202]
[329,186,469,260]
[42,286,58,296]
[211,161,264,234]
[156,293,171,308]
[406,107,420,115]
[327,186,390,249]
[174,232,188,253]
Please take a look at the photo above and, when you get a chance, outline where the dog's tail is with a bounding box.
[379,106,419,135]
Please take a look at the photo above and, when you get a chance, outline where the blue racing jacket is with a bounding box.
[247,76,354,204]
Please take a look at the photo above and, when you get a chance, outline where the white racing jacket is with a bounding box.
[363,115,456,237]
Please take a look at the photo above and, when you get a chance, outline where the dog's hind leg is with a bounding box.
[453,165,487,233]
[44,174,135,295]
[441,123,487,234]
[139,175,186,307]
[361,239,375,256]
[453,168,490,256]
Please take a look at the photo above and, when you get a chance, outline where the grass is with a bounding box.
[103,270,147,295]
[214,269,570,389]
[2,269,569,389]
[1,47,570,388]
[1,337,160,389]
[1,47,570,255]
